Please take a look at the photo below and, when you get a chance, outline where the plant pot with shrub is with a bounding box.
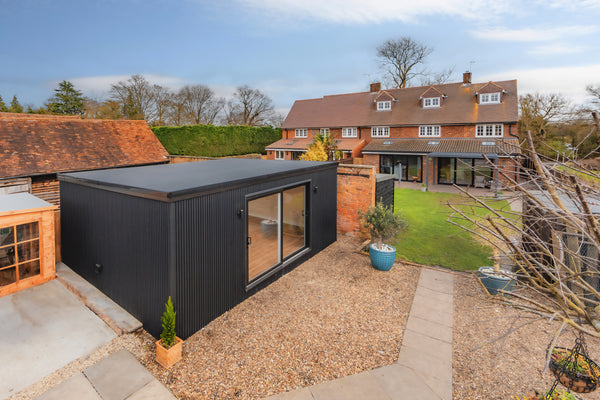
[360,202,403,271]
[156,296,183,368]
[478,250,516,295]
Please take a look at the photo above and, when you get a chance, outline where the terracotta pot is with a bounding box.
[156,336,183,368]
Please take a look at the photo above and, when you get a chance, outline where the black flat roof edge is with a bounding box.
[58,162,338,202]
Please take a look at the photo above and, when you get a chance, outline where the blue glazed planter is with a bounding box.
[369,244,396,271]
[478,266,516,295]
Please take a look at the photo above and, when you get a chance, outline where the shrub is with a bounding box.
[152,125,281,157]
[160,296,177,348]
[359,203,403,246]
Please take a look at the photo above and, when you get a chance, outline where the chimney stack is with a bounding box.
[462,71,472,86]
[370,82,381,92]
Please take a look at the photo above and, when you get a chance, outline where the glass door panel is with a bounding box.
[474,159,493,187]
[438,158,455,184]
[407,156,422,182]
[248,194,280,281]
[282,186,305,258]
[456,158,473,186]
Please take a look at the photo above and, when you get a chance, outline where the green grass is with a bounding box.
[390,188,512,271]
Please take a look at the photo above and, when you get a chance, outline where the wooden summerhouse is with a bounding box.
[0,193,57,297]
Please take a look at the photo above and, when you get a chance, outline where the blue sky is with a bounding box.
[1,0,599,116]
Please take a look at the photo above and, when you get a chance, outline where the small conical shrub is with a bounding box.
[160,296,176,348]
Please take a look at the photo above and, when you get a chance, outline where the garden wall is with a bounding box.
[337,164,376,237]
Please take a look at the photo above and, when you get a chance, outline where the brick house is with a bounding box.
[266,73,521,187]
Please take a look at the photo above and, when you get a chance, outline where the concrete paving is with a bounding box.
[56,262,142,335]
[264,267,454,400]
[0,279,117,399]
[35,350,176,400]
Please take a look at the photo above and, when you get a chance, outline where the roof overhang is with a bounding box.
[427,152,498,159]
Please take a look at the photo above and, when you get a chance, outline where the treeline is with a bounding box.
[1,75,283,127]
[152,125,282,157]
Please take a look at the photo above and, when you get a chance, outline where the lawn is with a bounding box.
[390,188,513,271]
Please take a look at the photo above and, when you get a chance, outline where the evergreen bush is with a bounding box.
[160,296,177,348]
[152,124,281,157]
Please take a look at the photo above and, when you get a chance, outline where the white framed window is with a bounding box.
[342,127,357,138]
[371,126,390,137]
[419,125,441,137]
[295,128,307,138]
[423,97,440,108]
[479,92,501,104]
[320,128,330,135]
[377,101,391,111]
[274,150,284,160]
[476,124,503,137]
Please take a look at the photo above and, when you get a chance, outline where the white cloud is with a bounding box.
[479,64,600,104]
[528,43,586,55]
[237,0,517,24]
[471,25,599,42]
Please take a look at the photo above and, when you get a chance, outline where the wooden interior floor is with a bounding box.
[248,219,304,281]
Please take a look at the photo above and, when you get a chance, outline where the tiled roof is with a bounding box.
[265,138,365,151]
[282,80,518,129]
[362,138,522,156]
[0,113,169,178]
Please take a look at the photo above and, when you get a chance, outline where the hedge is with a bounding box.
[151,125,282,157]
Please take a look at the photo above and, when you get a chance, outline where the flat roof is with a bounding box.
[59,158,337,202]
[0,193,55,214]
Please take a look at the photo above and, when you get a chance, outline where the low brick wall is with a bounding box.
[337,164,376,237]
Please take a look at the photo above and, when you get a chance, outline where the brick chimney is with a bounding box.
[370,82,381,92]
[462,71,472,86]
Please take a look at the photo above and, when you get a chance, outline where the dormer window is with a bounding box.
[479,92,501,104]
[295,128,307,138]
[423,97,440,108]
[377,101,391,111]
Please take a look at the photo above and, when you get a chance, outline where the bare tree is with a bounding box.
[519,93,572,143]
[376,37,432,88]
[152,85,174,126]
[224,85,274,126]
[587,84,600,107]
[178,85,224,125]
[110,74,156,121]
[449,128,600,339]
[419,67,455,86]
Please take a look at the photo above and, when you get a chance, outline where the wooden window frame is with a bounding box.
[295,128,308,138]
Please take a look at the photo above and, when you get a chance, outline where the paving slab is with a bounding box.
[406,296,453,327]
[265,387,314,400]
[396,346,452,400]
[401,329,452,360]
[371,364,442,400]
[405,315,453,343]
[126,380,178,400]
[84,349,154,400]
[310,371,391,400]
[417,269,454,295]
[56,262,142,335]
[34,374,102,400]
[0,280,117,400]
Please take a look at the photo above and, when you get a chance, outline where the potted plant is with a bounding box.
[360,203,403,271]
[155,296,183,368]
[549,347,600,393]
[478,249,516,295]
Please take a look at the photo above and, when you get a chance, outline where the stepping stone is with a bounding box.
[83,350,153,400]
[35,373,101,400]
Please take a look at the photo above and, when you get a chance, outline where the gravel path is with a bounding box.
[453,273,600,399]
[13,237,420,400]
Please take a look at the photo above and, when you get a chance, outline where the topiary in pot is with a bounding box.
[359,202,403,271]
[156,296,183,368]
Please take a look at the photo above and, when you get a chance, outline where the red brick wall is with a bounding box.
[362,154,379,170]
[337,165,376,237]
[497,157,520,186]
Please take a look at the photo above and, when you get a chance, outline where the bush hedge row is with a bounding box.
[151,125,282,157]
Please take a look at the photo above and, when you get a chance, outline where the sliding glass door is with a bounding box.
[247,185,307,283]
